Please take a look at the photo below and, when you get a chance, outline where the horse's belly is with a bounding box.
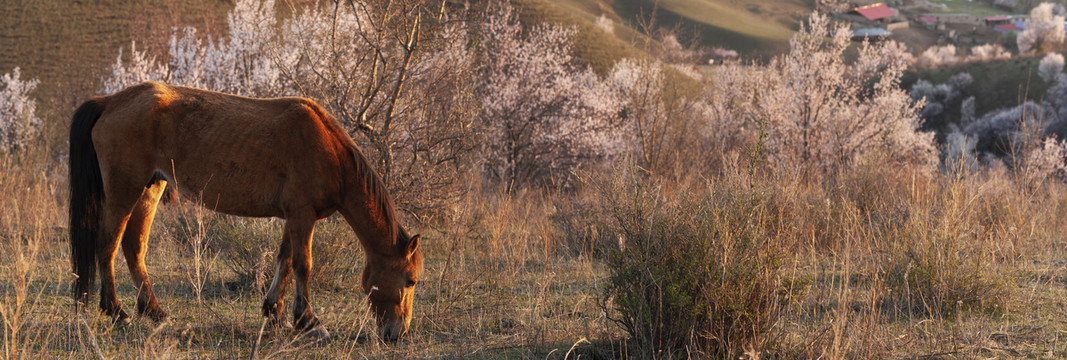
[168,166,287,218]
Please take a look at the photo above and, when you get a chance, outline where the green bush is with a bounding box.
[599,166,796,357]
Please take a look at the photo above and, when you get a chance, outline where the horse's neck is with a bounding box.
[339,159,398,257]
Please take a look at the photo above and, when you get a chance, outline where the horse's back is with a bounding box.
[92,82,350,218]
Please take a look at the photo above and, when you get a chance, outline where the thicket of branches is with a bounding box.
[105,0,479,215]
[92,0,1067,215]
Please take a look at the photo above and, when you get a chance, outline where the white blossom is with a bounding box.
[0,68,40,153]
[967,43,1012,62]
[706,13,936,174]
[477,1,624,185]
[596,14,613,34]
[916,45,958,69]
[1039,52,1064,83]
[1024,136,1067,182]
[1018,3,1066,54]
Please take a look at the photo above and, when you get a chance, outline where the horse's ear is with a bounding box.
[405,234,420,256]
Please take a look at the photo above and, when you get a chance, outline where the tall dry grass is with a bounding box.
[2,146,1067,357]
[584,150,1067,358]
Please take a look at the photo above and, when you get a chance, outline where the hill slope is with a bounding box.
[609,0,810,57]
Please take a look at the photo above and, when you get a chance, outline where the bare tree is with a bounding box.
[102,0,481,216]
[276,0,480,213]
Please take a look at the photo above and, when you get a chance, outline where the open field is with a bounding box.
[6,154,1067,357]
[7,0,1067,358]
[611,0,807,57]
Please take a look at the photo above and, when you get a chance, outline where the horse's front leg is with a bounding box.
[287,215,329,338]
[262,232,293,329]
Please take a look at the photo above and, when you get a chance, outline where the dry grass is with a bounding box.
[3,146,1067,358]
[0,155,617,358]
[5,1,1067,358]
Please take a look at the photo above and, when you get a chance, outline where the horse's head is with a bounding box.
[362,233,422,341]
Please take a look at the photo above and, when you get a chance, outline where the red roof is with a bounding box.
[985,15,1010,22]
[995,24,1022,31]
[854,4,897,21]
[918,15,938,24]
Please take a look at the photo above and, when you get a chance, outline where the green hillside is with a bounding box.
[513,0,652,75]
[611,0,809,57]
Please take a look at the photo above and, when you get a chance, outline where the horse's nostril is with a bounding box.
[380,321,410,342]
[381,326,398,341]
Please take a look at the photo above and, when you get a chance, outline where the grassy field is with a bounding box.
[0,157,620,358]
[6,150,1067,357]
[610,0,807,57]
[8,0,1067,359]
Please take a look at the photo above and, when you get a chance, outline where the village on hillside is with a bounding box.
[835,0,1052,50]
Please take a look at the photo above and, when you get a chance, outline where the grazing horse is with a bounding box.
[68,82,423,340]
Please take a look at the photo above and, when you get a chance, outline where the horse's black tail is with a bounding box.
[69,99,104,303]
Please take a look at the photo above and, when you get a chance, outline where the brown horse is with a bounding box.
[68,81,423,340]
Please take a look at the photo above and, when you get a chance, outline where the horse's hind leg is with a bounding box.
[97,182,143,322]
[120,179,169,322]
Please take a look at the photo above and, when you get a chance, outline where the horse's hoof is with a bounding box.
[266,317,292,331]
[110,309,131,325]
[142,307,169,323]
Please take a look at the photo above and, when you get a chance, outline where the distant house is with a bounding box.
[851,28,892,40]
[926,13,982,25]
[984,15,1011,26]
[852,3,898,22]
[917,15,939,28]
[887,21,910,31]
[995,23,1023,34]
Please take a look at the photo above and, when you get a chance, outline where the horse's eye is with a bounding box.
[406,279,417,287]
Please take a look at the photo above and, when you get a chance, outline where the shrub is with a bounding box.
[883,219,1013,317]
[0,68,41,155]
[1039,52,1064,83]
[599,164,793,357]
